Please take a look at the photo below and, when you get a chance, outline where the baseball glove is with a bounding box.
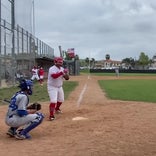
[27,102,41,111]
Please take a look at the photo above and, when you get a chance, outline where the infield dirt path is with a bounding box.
[0,75,156,156]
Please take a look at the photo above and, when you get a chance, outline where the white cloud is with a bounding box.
[34,0,156,60]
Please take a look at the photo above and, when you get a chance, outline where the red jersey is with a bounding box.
[39,68,44,76]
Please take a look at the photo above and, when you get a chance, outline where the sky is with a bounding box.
[4,0,156,61]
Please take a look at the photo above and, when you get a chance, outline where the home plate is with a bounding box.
[72,116,88,121]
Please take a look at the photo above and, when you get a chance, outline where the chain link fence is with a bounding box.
[0,18,54,88]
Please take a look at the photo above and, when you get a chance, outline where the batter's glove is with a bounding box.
[63,68,68,74]
[27,102,41,111]
[63,74,69,80]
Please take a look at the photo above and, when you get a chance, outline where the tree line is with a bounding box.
[80,52,154,69]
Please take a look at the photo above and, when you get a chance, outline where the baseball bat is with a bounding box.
[0,98,10,104]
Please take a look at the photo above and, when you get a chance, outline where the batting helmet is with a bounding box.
[19,79,33,95]
[54,57,63,66]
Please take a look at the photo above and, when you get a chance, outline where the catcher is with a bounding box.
[5,79,44,140]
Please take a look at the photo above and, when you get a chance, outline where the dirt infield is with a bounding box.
[0,75,156,156]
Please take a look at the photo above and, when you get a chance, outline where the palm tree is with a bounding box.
[85,57,89,67]
[105,54,110,60]
[75,54,79,60]
[90,58,95,68]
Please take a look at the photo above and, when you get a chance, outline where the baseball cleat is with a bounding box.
[49,115,56,121]
[6,127,17,137]
[15,134,26,140]
[15,130,31,140]
[55,109,63,114]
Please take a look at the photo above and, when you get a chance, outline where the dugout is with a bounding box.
[36,57,80,77]
[64,59,80,75]
[35,57,54,78]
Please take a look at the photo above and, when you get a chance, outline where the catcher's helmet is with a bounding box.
[54,57,63,66]
[19,79,33,95]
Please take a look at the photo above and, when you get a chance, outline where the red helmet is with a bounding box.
[54,57,63,66]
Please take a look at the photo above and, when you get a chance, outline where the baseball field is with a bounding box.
[0,74,156,156]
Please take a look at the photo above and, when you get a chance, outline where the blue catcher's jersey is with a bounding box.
[6,91,29,117]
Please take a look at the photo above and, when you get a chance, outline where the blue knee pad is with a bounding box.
[36,112,44,124]
[21,113,44,135]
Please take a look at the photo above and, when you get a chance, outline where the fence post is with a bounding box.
[11,0,16,85]
[0,0,1,87]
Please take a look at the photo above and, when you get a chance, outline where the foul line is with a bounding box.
[77,83,87,107]
[77,75,90,107]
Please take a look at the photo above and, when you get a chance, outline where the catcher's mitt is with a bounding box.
[27,102,41,111]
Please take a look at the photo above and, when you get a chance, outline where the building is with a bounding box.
[94,59,121,69]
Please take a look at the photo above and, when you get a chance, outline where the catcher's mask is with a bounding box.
[19,79,33,95]
[54,57,63,66]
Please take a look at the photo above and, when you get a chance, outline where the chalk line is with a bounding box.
[76,75,90,107]
[77,83,87,107]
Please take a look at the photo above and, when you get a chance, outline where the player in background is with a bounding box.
[47,57,69,121]
[31,66,40,82]
[115,67,119,77]
[5,79,44,140]
[38,67,45,86]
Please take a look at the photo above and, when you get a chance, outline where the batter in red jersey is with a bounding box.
[47,57,69,121]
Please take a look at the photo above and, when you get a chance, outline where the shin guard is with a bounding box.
[20,113,44,135]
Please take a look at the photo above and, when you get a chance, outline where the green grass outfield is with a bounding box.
[81,71,156,103]
[98,78,156,103]
[0,81,78,105]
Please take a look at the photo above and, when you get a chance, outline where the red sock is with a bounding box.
[49,103,56,117]
[40,79,43,84]
[55,102,62,111]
